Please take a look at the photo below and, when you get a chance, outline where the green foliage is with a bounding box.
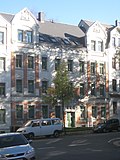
[53,61,73,104]
[42,61,74,106]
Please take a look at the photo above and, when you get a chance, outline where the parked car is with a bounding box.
[93,118,120,133]
[17,118,63,139]
[0,132,35,160]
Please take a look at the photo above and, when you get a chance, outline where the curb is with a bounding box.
[62,130,92,136]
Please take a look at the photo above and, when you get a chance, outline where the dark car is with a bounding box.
[93,118,120,133]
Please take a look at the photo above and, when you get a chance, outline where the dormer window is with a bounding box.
[62,39,70,45]
[39,35,44,41]
[50,37,57,43]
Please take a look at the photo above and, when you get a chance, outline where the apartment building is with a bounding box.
[0,8,120,131]
[0,14,11,132]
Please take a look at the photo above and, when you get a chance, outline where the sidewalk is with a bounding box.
[63,129,93,136]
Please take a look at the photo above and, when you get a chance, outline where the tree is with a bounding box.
[42,61,74,126]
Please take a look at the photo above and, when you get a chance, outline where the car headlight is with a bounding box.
[26,148,34,155]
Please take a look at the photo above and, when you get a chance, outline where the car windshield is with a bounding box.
[0,134,28,148]
[23,120,33,127]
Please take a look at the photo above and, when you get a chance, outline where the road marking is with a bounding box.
[69,143,90,147]
[69,139,90,147]
[38,147,55,150]
[46,138,62,144]
[108,137,120,146]
[108,137,120,143]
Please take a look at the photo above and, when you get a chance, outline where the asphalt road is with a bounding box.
[32,131,120,160]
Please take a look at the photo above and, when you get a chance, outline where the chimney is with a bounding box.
[38,12,45,23]
[115,20,120,26]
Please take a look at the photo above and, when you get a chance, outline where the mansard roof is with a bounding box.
[79,19,114,33]
[38,20,85,47]
[0,12,14,22]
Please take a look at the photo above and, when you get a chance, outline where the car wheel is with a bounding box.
[29,133,34,139]
[53,131,60,138]
[103,128,107,133]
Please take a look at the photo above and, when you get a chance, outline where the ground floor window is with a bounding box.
[28,105,35,119]
[42,105,48,118]
[113,101,117,114]
[80,105,85,119]
[101,106,106,118]
[55,106,61,118]
[0,109,5,124]
[92,106,97,118]
[16,105,23,119]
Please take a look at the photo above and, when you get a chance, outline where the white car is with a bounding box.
[17,118,63,139]
[0,132,35,160]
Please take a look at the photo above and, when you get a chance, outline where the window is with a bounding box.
[99,63,104,74]
[98,41,103,52]
[119,80,120,91]
[79,61,84,73]
[118,38,120,47]
[52,119,61,125]
[18,30,23,42]
[91,62,95,74]
[55,58,60,70]
[25,31,32,43]
[112,37,116,46]
[0,57,5,71]
[100,84,105,96]
[0,83,5,96]
[55,106,61,118]
[112,79,117,91]
[42,105,48,118]
[119,58,120,70]
[41,120,51,126]
[112,57,116,69]
[16,55,22,68]
[113,102,117,114]
[68,60,73,72]
[92,106,97,118]
[101,106,106,118]
[28,80,34,93]
[0,109,5,124]
[28,105,34,119]
[16,79,22,93]
[62,39,70,45]
[50,37,57,43]
[42,57,47,70]
[91,83,96,96]
[16,105,23,119]
[39,35,44,41]
[80,106,85,119]
[42,81,48,93]
[28,56,34,68]
[91,40,96,51]
[0,32,4,44]
[68,82,73,96]
[80,83,84,96]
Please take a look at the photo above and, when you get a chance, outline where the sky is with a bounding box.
[0,0,120,26]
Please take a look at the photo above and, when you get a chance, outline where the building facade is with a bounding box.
[0,8,120,132]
